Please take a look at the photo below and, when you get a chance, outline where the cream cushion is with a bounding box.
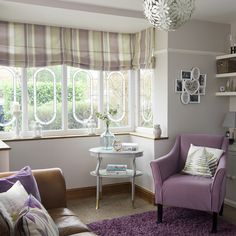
[0,181,28,234]
[183,144,224,177]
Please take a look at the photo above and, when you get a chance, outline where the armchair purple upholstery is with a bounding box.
[150,134,228,233]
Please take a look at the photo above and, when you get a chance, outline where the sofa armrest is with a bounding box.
[150,136,180,186]
[32,168,67,210]
[211,154,227,212]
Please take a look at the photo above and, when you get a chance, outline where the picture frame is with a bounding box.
[199,74,206,86]
[191,67,200,80]
[181,90,190,104]
[175,79,183,93]
[199,86,205,95]
[189,93,200,104]
[181,70,191,80]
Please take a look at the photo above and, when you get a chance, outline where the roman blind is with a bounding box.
[0,21,155,70]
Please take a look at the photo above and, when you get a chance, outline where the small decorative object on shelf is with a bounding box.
[12,101,21,138]
[226,79,231,92]
[112,139,122,152]
[219,86,225,92]
[153,124,162,138]
[229,34,236,54]
[33,121,42,138]
[96,108,117,150]
[87,118,96,135]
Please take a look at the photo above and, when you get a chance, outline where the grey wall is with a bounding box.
[167,20,230,140]
[169,20,229,52]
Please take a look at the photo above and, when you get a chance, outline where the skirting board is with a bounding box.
[67,182,155,204]
[225,198,236,208]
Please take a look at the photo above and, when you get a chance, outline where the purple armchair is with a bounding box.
[150,134,228,233]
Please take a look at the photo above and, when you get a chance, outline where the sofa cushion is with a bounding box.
[48,208,90,236]
[163,173,212,211]
[0,181,29,233]
[0,166,41,201]
[15,194,59,236]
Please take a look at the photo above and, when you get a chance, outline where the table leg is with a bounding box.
[132,157,136,208]
[131,176,135,208]
[99,177,102,199]
[96,176,100,209]
[95,156,102,210]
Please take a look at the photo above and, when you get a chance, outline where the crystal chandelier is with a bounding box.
[143,0,195,31]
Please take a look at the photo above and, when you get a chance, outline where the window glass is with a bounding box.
[139,69,153,128]
[67,67,99,129]
[104,71,129,127]
[27,66,62,131]
[0,67,22,132]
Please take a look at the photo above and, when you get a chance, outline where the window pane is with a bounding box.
[104,71,129,127]
[139,69,153,128]
[0,67,22,132]
[27,66,62,131]
[68,67,99,129]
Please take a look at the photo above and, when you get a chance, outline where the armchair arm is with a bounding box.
[211,154,227,212]
[150,136,180,187]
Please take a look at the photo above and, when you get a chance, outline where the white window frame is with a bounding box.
[135,69,154,134]
[0,66,153,138]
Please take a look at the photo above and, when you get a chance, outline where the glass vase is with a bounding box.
[101,125,115,150]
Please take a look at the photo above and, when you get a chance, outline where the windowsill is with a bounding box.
[129,132,168,140]
[2,132,168,142]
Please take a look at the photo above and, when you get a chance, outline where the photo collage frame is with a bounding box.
[175,67,207,104]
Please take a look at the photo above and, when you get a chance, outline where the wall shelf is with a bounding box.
[216,72,236,78]
[216,54,236,60]
[215,92,236,96]
[216,54,236,97]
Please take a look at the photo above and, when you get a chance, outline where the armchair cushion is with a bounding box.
[183,146,212,177]
[183,144,224,177]
[163,173,212,211]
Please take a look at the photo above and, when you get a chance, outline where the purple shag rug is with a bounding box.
[88,207,236,236]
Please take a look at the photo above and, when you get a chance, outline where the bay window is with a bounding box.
[0,22,155,137]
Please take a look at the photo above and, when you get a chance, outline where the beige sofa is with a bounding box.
[0,168,96,236]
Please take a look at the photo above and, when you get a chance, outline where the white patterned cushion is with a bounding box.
[0,180,29,235]
[183,144,224,177]
[14,194,59,236]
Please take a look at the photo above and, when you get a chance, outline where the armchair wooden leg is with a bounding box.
[156,204,163,224]
[212,212,218,234]
[219,202,224,216]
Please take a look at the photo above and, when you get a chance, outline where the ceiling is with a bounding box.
[0,0,236,32]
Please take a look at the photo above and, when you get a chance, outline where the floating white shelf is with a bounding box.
[216,54,236,60]
[216,72,236,78]
[215,92,236,96]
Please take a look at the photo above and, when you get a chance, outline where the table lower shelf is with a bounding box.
[90,169,142,178]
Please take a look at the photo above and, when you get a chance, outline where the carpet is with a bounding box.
[88,207,236,236]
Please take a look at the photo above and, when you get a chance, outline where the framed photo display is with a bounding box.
[175,68,206,105]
